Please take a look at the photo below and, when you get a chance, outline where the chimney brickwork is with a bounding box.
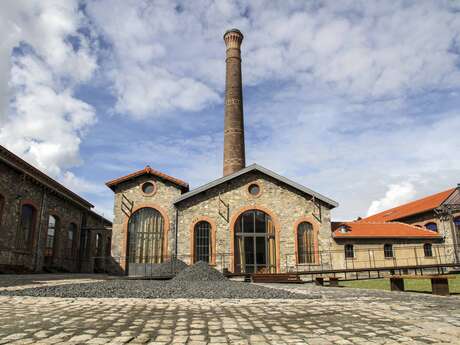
[223,29,246,176]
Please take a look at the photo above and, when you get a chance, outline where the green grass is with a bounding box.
[340,274,460,294]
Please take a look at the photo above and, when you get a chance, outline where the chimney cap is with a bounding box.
[224,28,243,39]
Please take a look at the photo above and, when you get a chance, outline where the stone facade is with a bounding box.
[175,171,333,272]
[110,174,184,273]
[0,146,111,273]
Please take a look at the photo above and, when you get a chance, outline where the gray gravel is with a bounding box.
[173,261,227,282]
[0,280,318,299]
[149,258,188,276]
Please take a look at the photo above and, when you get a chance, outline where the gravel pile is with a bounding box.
[148,258,188,277]
[173,261,227,282]
[0,279,317,299]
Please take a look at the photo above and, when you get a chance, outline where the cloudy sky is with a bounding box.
[0,0,459,220]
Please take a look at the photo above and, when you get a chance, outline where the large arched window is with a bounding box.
[44,215,58,264]
[234,210,276,273]
[297,222,315,264]
[67,223,77,258]
[16,204,36,251]
[425,222,438,232]
[193,221,211,263]
[128,208,164,264]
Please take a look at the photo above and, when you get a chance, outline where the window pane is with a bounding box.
[194,221,210,263]
[425,223,438,231]
[242,211,254,233]
[255,211,266,233]
[424,244,433,257]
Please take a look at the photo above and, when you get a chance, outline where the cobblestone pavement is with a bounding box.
[0,276,459,344]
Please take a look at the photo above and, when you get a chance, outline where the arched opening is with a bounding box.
[425,222,438,232]
[297,222,315,264]
[44,215,59,266]
[234,209,276,273]
[127,208,164,268]
[193,221,211,263]
[16,204,37,251]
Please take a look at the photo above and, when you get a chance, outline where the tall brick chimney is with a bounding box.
[223,29,246,176]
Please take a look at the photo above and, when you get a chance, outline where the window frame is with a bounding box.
[344,244,354,259]
[193,221,212,263]
[141,181,157,196]
[423,243,433,257]
[383,244,394,258]
[44,215,59,259]
[425,222,438,232]
[296,221,315,264]
[16,203,37,252]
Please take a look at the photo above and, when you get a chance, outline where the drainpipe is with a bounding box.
[175,208,179,258]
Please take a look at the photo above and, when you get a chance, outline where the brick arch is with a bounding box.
[190,216,217,266]
[293,215,321,265]
[229,205,281,273]
[121,203,170,270]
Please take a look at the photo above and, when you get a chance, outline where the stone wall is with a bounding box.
[175,171,334,272]
[110,174,183,273]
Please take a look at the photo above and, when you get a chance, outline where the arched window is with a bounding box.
[0,194,4,225]
[384,244,394,258]
[344,244,354,258]
[16,204,36,251]
[193,221,211,263]
[67,223,77,258]
[44,215,58,263]
[297,222,315,264]
[424,243,433,257]
[425,222,438,232]
[234,210,276,273]
[128,208,164,264]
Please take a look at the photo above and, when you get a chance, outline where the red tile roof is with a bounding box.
[361,188,456,222]
[332,222,441,239]
[106,166,189,191]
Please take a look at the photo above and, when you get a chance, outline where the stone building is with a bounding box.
[0,144,112,273]
[107,29,459,276]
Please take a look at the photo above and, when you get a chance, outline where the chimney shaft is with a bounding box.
[223,29,245,176]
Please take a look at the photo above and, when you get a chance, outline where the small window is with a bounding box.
[67,223,77,258]
[384,244,394,258]
[142,181,156,195]
[344,244,354,258]
[424,243,433,257]
[16,204,36,251]
[425,222,438,232]
[248,183,260,196]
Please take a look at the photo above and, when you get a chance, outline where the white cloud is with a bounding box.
[0,0,97,177]
[367,182,417,217]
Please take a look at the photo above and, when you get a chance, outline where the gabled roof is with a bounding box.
[0,144,93,209]
[332,221,441,239]
[174,163,338,208]
[106,166,189,192]
[361,187,457,222]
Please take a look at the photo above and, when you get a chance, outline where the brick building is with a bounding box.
[0,145,112,273]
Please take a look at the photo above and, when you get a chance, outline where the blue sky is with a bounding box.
[1,0,459,220]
